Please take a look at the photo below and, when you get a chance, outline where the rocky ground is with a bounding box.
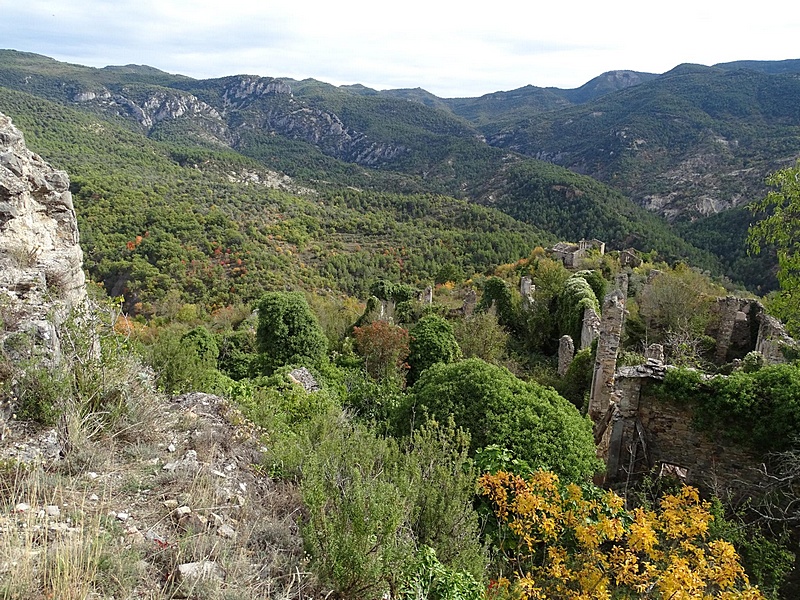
[0,391,314,599]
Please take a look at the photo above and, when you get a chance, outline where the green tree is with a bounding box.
[407,358,600,482]
[748,162,800,336]
[407,315,462,383]
[256,292,328,374]
[434,264,465,285]
[452,310,510,363]
[476,276,519,332]
[635,264,722,360]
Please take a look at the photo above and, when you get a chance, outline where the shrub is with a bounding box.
[149,326,229,394]
[353,320,410,382]
[434,264,465,286]
[479,471,765,598]
[653,364,800,453]
[555,272,600,343]
[477,277,519,332]
[216,328,258,380]
[286,414,486,600]
[407,358,599,482]
[452,310,510,364]
[256,292,328,374]
[180,326,219,363]
[556,346,595,411]
[407,315,461,383]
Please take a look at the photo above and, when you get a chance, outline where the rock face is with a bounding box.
[0,112,88,362]
[72,75,407,168]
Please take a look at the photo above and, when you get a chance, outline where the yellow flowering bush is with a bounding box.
[478,471,765,599]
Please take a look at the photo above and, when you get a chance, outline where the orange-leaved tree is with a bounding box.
[353,320,410,382]
[478,470,765,599]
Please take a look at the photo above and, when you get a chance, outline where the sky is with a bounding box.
[3,0,800,98]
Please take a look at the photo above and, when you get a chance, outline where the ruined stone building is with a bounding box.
[587,276,798,498]
[550,238,605,268]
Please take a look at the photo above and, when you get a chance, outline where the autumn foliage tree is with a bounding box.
[479,470,765,600]
[353,320,410,381]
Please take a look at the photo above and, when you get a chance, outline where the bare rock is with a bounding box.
[288,367,320,392]
[0,111,91,366]
[175,560,224,585]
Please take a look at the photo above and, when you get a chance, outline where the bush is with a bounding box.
[237,366,340,435]
[653,364,800,453]
[556,272,600,343]
[149,326,230,394]
[216,328,258,380]
[340,368,405,427]
[407,315,461,383]
[477,277,519,333]
[479,472,765,598]
[256,292,328,374]
[452,310,510,364]
[556,346,595,411]
[280,413,486,600]
[407,358,600,482]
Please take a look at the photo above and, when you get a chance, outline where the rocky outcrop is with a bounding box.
[0,112,88,363]
[74,86,230,143]
[254,103,407,166]
[72,74,406,167]
[220,76,292,109]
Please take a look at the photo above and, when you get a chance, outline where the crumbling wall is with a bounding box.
[756,312,798,363]
[705,296,797,365]
[629,379,762,497]
[706,296,760,363]
[558,335,574,376]
[588,274,628,421]
[580,306,600,350]
[595,360,765,498]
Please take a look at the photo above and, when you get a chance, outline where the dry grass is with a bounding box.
[0,391,314,599]
[0,299,316,599]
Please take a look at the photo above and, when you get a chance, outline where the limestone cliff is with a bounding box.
[0,112,88,363]
[71,75,407,167]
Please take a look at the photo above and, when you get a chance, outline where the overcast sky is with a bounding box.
[4,0,799,98]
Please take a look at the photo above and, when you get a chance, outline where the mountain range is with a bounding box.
[1,49,798,305]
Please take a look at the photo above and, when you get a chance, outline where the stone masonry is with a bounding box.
[588,274,628,422]
[558,335,575,376]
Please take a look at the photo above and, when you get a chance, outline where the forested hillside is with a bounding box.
[0,50,725,309]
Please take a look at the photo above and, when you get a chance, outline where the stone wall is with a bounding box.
[588,274,628,421]
[558,335,574,376]
[580,306,600,350]
[704,296,797,365]
[600,373,765,498]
